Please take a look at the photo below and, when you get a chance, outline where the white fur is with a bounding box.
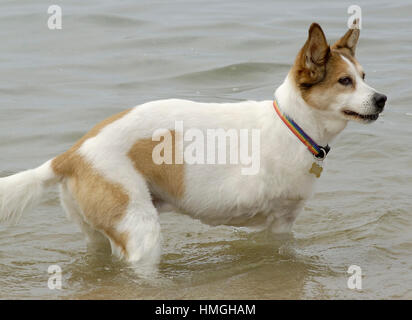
[339,55,377,116]
[0,160,57,224]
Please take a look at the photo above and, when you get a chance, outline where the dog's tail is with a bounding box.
[0,159,60,224]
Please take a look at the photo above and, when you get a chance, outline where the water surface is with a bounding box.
[0,0,411,299]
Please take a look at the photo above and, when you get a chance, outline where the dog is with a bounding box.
[0,23,386,265]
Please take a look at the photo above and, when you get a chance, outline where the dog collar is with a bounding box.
[273,99,330,160]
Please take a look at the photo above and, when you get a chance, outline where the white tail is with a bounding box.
[0,160,59,224]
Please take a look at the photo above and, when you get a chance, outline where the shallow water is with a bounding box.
[1,0,412,299]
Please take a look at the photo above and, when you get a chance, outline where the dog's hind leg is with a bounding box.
[58,154,162,265]
[87,174,162,265]
[59,180,109,248]
[115,200,162,265]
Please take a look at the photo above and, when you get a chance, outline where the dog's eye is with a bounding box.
[362,72,366,80]
[338,77,352,86]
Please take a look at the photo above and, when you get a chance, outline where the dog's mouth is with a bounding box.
[342,110,380,122]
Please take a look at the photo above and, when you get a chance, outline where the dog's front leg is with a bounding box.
[268,199,305,234]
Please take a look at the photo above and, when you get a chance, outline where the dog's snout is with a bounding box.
[373,93,387,111]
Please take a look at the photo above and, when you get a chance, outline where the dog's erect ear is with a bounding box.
[331,21,360,56]
[295,23,330,85]
[304,23,330,68]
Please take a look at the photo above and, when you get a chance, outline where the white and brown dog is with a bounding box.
[0,23,386,265]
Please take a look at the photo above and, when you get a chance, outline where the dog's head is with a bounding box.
[291,22,386,123]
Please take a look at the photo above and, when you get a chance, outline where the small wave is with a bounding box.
[171,62,289,84]
[114,62,288,90]
[76,14,147,28]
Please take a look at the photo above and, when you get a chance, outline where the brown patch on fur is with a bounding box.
[295,50,357,110]
[65,156,130,256]
[332,47,353,59]
[290,23,363,110]
[128,131,185,199]
[52,109,133,256]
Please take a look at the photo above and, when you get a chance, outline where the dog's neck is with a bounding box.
[274,73,348,147]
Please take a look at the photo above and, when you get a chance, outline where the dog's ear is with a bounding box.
[331,20,360,56]
[295,23,330,85]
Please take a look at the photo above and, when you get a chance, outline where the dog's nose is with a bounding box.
[373,93,387,111]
